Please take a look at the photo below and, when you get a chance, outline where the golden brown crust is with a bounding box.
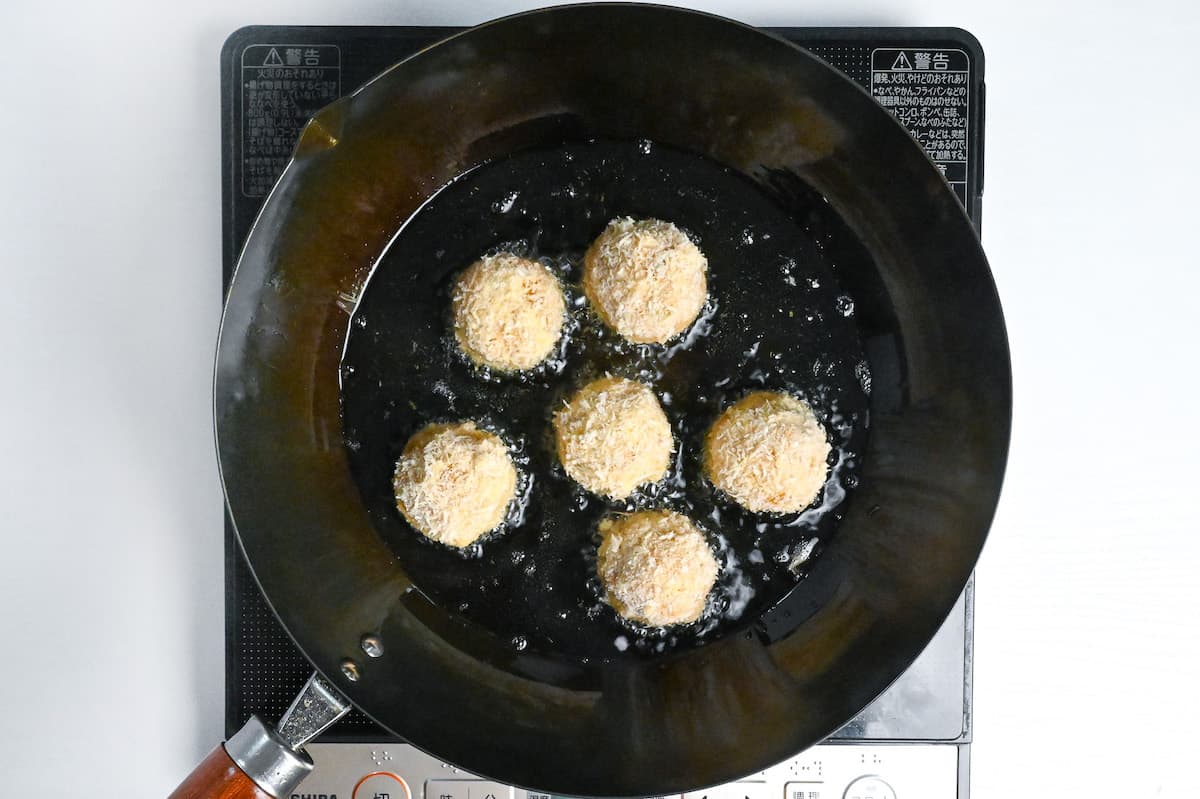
[583,218,707,344]
[393,421,518,547]
[704,391,830,513]
[452,253,566,371]
[553,376,674,499]
[597,510,719,627]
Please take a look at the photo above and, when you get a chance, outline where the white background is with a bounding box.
[1,0,1197,796]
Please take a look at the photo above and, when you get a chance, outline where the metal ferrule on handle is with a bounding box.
[225,715,314,797]
[168,672,350,798]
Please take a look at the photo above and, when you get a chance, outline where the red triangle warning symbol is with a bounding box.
[263,48,284,66]
[891,51,913,70]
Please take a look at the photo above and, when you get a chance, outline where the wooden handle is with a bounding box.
[167,744,274,799]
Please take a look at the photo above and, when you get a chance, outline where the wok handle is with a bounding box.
[167,716,313,799]
[167,745,274,799]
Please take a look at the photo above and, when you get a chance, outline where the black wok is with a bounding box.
[184,5,1010,798]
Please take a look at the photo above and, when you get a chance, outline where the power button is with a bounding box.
[843,775,895,799]
[353,771,412,799]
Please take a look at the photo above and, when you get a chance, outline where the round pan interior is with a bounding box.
[339,136,874,662]
[214,5,1011,796]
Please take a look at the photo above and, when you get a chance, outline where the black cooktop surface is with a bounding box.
[220,24,985,741]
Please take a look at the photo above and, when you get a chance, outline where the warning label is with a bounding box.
[240,44,341,197]
[870,48,970,201]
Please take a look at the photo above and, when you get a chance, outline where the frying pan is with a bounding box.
[172,5,1009,798]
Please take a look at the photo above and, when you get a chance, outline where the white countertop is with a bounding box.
[1,0,1197,796]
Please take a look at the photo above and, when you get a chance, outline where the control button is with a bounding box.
[784,783,824,799]
[426,780,473,799]
[523,791,676,796]
[524,795,631,799]
[685,783,767,799]
[843,776,895,799]
[468,781,514,799]
[354,771,412,799]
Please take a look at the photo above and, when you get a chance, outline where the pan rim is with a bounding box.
[213,5,1011,795]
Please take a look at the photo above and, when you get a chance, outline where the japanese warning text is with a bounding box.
[871,48,971,202]
[240,44,341,197]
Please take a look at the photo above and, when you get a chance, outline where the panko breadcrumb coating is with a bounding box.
[452,253,566,371]
[597,510,719,627]
[393,421,518,548]
[583,218,708,344]
[704,391,830,514]
[554,376,674,499]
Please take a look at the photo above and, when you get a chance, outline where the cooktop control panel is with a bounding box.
[292,743,958,799]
